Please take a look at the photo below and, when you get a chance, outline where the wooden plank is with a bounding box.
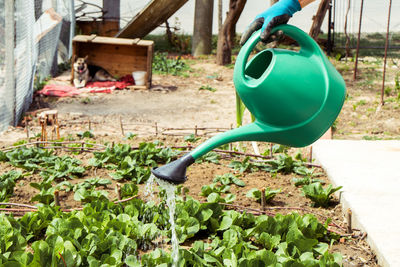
[128,85,147,91]
[76,44,148,58]
[73,35,153,47]
[116,0,189,38]
[309,0,330,39]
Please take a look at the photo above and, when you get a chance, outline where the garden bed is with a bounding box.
[0,135,378,266]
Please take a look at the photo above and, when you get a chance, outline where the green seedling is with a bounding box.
[246,187,281,203]
[198,85,217,92]
[302,182,342,207]
[213,173,245,187]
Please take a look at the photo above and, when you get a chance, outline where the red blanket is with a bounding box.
[37,75,135,97]
[85,75,135,89]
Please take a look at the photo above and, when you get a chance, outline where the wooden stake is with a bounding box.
[194,125,198,137]
[309,146,313,163]
[182,187,187,201]
[229,124,233,151]
[54,191,60,207]
[346,208,352,234]
[269,143,273,157]
[55,116,60,139]
[88,119,92,131]
[155,122,158,136]
[261,188,266,211]
[119,116,124,136]
[25,119,30,141]
[116,184,122,200]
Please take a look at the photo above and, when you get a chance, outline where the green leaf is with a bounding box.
[125,255,140,267]
[218,216,233,231]
[286,223,318,253]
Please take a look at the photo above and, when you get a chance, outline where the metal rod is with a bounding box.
[5,0,16,126]
[327,0,333,56]
[353,0,364,80]
[381,0,393,106]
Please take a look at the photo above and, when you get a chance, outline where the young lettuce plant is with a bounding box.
[0,170,22,201]
[213,173,245,187]
[246,187,281,203]
[302,182,342,207]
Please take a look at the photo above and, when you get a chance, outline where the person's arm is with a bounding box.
[299,0,316,8]
[240,0,316,45]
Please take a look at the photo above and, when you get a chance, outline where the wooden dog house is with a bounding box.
[71,35,154,89]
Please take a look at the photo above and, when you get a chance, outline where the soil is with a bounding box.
[2,54,398,266]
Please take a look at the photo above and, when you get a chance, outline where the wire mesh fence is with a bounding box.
[332,0,399,58]
[0,0,75,132]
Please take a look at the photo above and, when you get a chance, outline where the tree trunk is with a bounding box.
[103,0,120,21]
[216,0,247,65]
[192,0,214,56]
[218,0,223,31]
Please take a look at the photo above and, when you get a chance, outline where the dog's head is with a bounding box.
[74,56,88,74]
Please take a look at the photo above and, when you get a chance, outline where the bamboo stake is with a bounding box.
[0,202,38,209]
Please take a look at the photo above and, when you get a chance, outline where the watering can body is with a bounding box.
[190,24,346,159]
[151,24,346,184]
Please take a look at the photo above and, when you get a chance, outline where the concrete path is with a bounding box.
[313,140,400,267]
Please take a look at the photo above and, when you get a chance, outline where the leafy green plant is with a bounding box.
[30,181,56,205]
[77,130,94,139]
[228,156,261,173]
[292,176,325,187]
[246,187,281,203]
[200,183,231,197]
[206,192,236,204]
[292,167,324,186]
[199,85,217,92]
[73,188,109,203]
[263,153,306,174]
[120,183,139,198]
[0,170,22,201]
[184,133,200,143]
[302,182,342,207]
[196,151,220,164]
[263,144,290,155]
[124,132,137,140]
[213,173,245,187]
[152,52,191,76]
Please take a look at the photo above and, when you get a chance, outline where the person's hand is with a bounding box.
[240,0,301,45]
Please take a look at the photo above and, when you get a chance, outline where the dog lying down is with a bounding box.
[73,56,116,88]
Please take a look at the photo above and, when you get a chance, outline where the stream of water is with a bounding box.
[153,175,179,267]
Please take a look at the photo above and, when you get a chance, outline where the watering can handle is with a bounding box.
[238,24,323,81]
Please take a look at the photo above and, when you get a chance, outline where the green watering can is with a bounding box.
[152,24,346,184]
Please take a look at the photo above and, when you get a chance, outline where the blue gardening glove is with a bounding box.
[240,0,301,45]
